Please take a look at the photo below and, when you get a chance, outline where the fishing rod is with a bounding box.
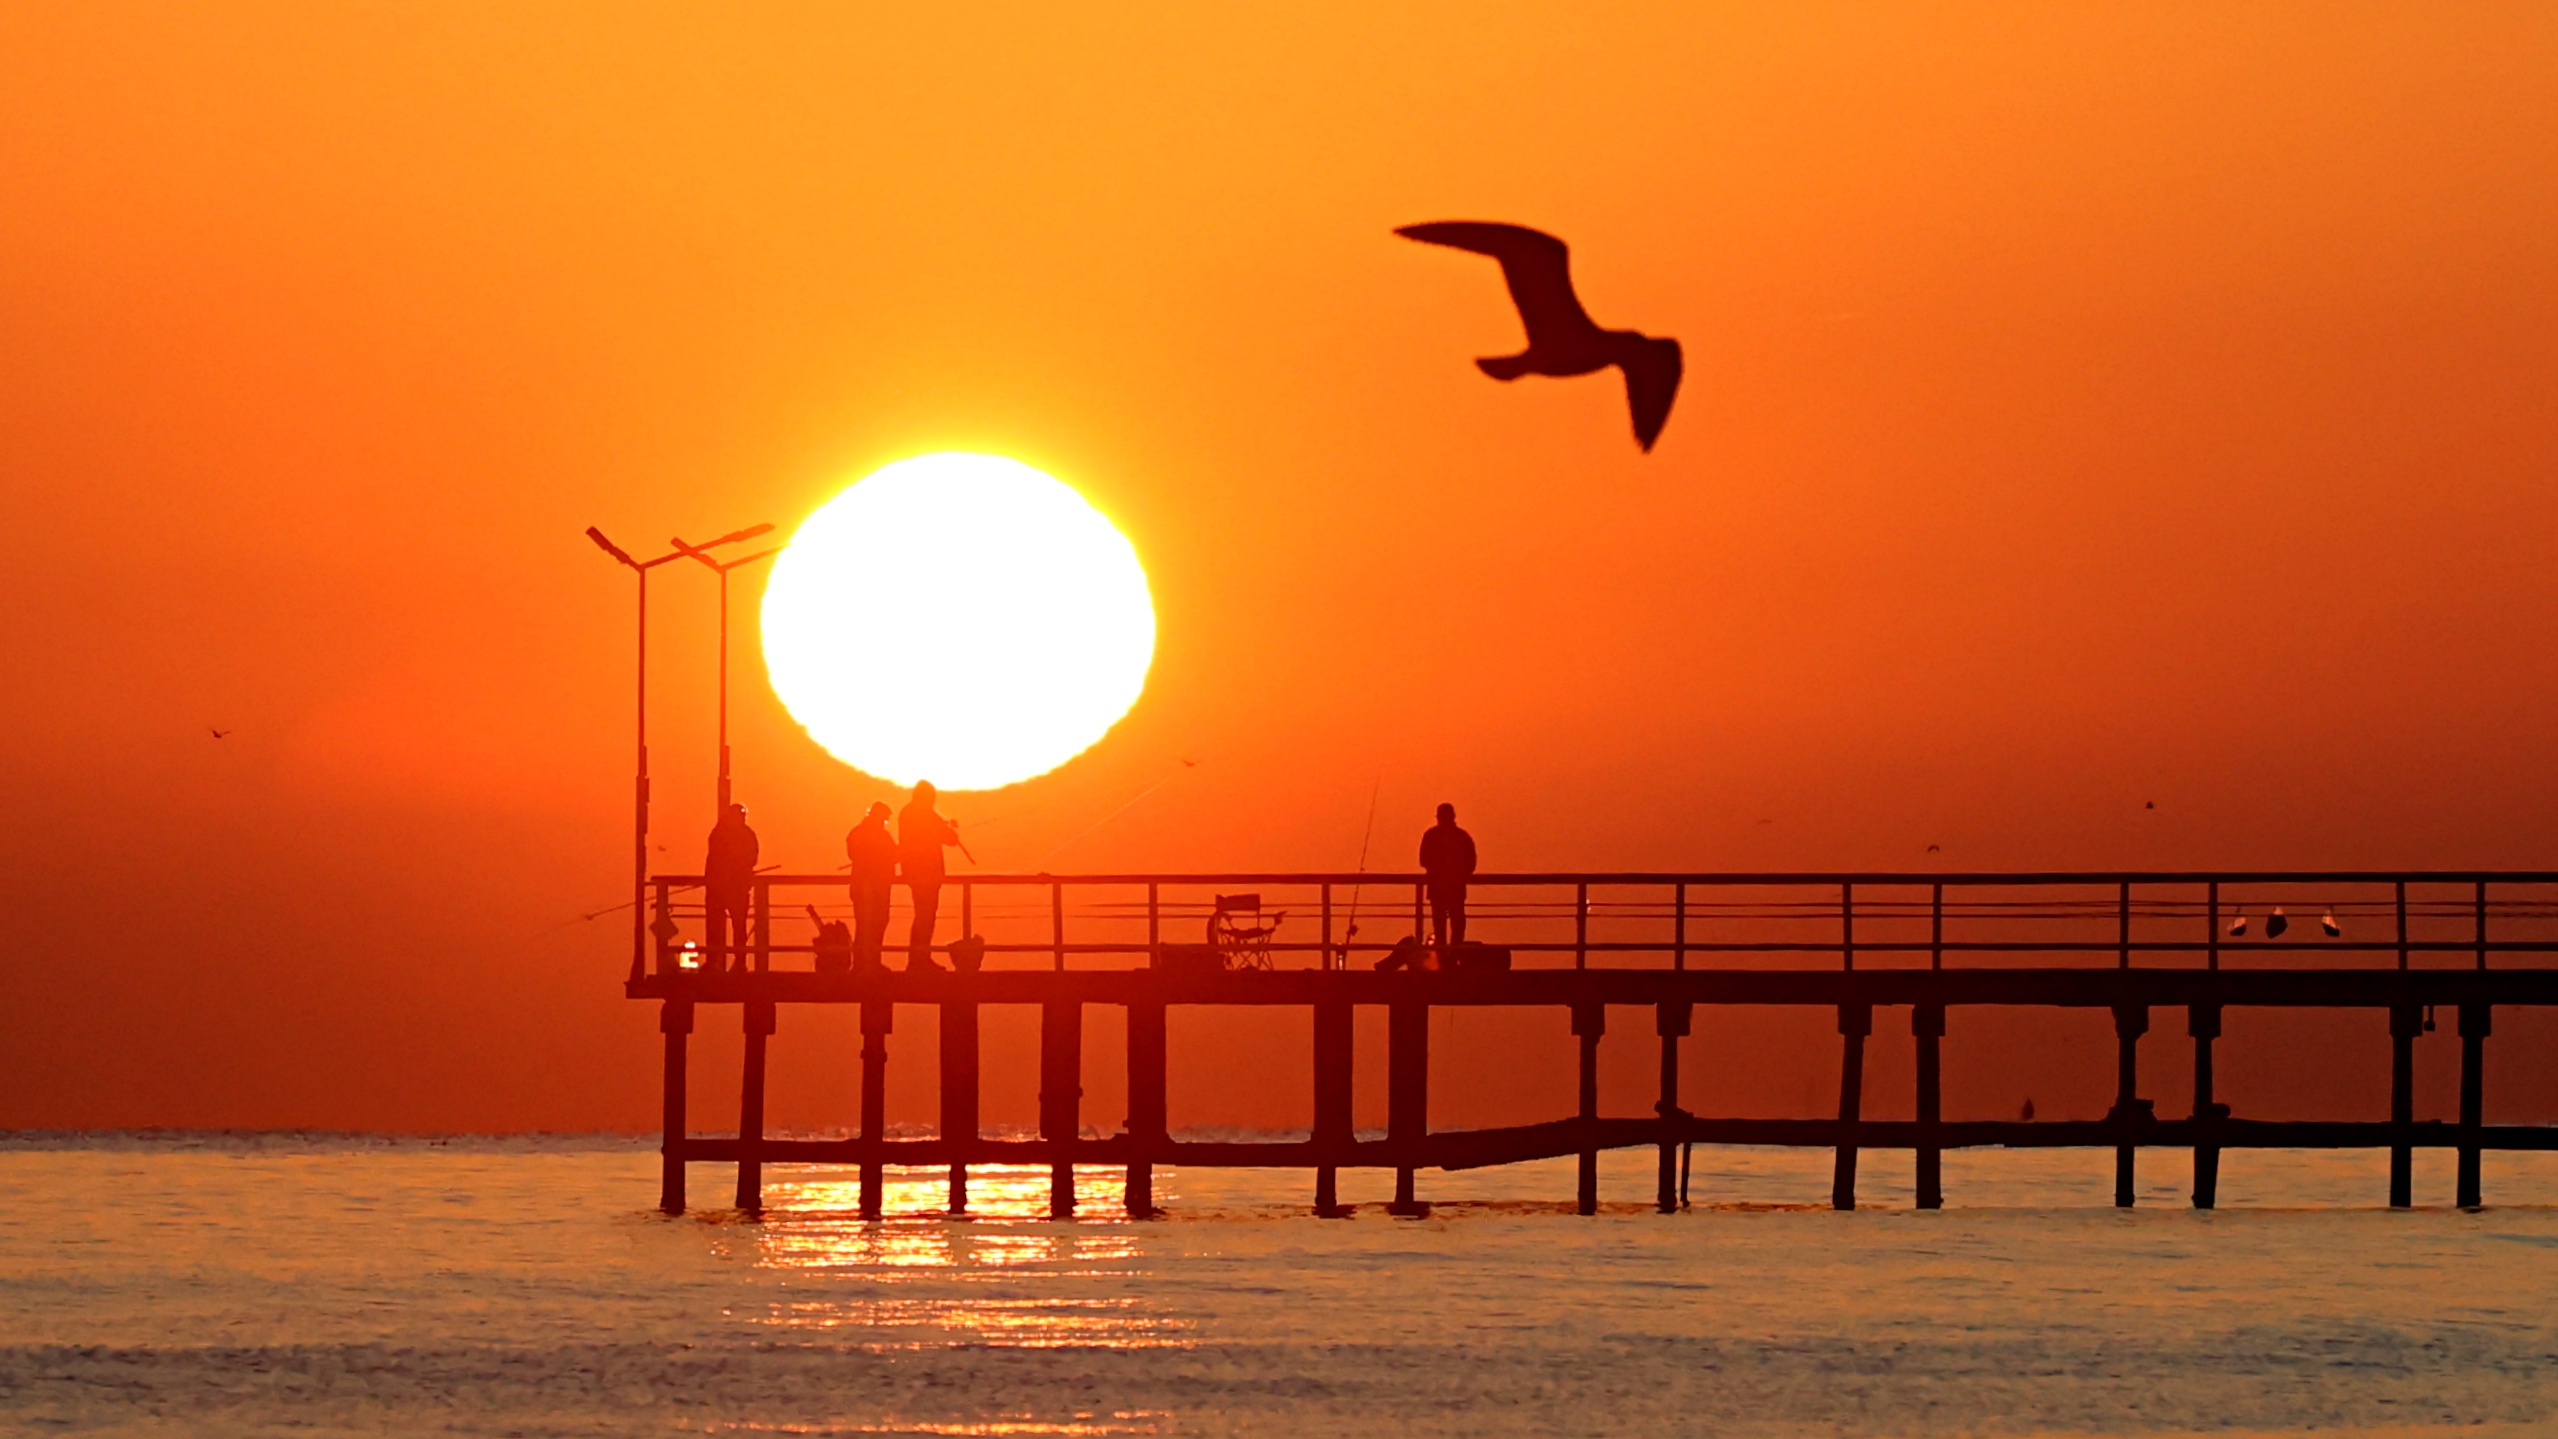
[1337,776,1381,969]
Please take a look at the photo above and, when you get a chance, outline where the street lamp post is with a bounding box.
[587,523,775,982]
[669,534,782,813]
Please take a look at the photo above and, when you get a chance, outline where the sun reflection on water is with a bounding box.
[735,1167,1185,1350]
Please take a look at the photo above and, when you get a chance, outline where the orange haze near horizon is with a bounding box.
[5,4,2557,1134]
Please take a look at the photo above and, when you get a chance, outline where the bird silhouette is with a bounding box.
[207,726,232,740]
[2321,908,2342,938]
[1395,221,1684,451]
[2266,907,2290,940]
[1925,843,1941,853]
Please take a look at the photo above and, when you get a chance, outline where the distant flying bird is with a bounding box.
[2321,909,2342,938]
[2228,911,2248,937]
[1925,844,1941,853]
[1395,221,1684,451]
[207,727,231,740]
[2266,907,2290,940]
[2144,800,2155,810]
[1182,759,1197,768]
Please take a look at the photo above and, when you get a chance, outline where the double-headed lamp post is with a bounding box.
[587,522,774,981]
[669,533,782,814]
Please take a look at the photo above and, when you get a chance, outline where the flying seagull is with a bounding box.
[1395,221,1683,451]
[208,726,232,740]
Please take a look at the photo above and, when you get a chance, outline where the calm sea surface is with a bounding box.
[2,1136,2555,1436]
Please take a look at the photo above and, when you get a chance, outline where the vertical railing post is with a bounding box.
[754,877,772,974]
[2207,881,2220,971]
[2189,1004,2223,1209]
[941,999,977,1213]
[1125,993,1166,1216]
[1388,995,1429,1215]
[1673,882,1687,971]
[1147,882,1159,967]
[1914,1002,1945,1209]
[2117,882,2132,969]
[1052,881,1066,971]
[1575,883,1589,970]
[1040,999,1082,1217]
[2457,1002,2490,1208]
[653,878,676,977]
[2389,1003,2421,1209]
[736,999,775,1213]
[1573,1002,1604,1214]
[1412,883,1424,951]
[2111,1004,2149,1207]
[1930,883,1943,970]
[1320,883,1333,970]
[961,880,973,946]
[1841,883,1855,971]
[1655,1001,1690,1213]
[1313,997,1353,1215]
[1831,1002,1870,1210]
[858,999,891,1219]
[659,999,692,1215]
[2396,882,2409,971]
[2475,881,2489,970]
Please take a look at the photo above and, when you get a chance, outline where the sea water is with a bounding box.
[2,1135,2555,1437]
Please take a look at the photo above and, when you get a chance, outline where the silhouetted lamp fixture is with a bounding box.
[2228,911,2249,937]
[2266,907,2290,940]
[669,532,783,813]
[2321,909,2342,938]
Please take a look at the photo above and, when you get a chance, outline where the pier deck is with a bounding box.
[626,870,2558,1217]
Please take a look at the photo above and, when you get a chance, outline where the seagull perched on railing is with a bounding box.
[1396,221,1684,451]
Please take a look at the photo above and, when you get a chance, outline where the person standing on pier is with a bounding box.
[704,801,760,972]
[1420,802,1477,953]
[899,781,962,971]
[845,801,898,972]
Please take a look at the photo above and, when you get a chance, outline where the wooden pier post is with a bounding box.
[2188,1004,2222,1209]
[1125,997,1166,1217]
[659,999,692,1216]
[1388,997,1429,1215]
[941,999,978,1213]
[1831,1003,1870,1211]
[1574,1002,1605,1215]
[2389,1003,2421,1209]
[2112,1004,2149,1208]
[1041,1000,1082,1218]
[1655,1002,1689,1213]
[2457,1003,2490,1209]
[1914,1003,1945,1210]
[736,999,775,1213]
[1313,997,1353,1215]
[859,999,891,1220]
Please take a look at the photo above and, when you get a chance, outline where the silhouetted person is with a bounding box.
[1420,802,1476,952]
[1396,221,1684,451]
[704,801,759,972]
[900,781,962,971]
[845,801,897,972]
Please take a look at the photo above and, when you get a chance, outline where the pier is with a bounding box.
[628,870,2558,1217]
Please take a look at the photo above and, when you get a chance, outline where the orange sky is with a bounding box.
[4,3,2556,1133]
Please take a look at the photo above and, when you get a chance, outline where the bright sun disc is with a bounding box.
[761,452,1156,790]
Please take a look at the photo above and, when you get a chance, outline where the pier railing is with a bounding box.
[626,869,2558,1222]
[642,870,2558,977]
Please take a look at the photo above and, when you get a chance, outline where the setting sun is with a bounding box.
[760,452,1156,790]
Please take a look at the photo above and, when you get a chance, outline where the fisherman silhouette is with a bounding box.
[704,801,759,973]
[899,781,962,972]
[1420,803,1477,953]
[845,801,898,972]
[1396,221,1684,450]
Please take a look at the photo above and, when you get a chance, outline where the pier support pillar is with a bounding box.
[2111,1005,2150,1209]
[659,999,693,1216]
[859,1000,892,1220]
[1914,1003,1945,1211]
[941,1000,978,1214]
[1313,998,1354,1216]
[1831,1003,1870,1212]
[1656,1002,1690,1214]
[1125,997,1167,1218]
[1388,997,1429,1216]
[1574,1003,1605,1215]
[2188,1005,2223,1209]
[2458,1004,2491,1209]
[1041,1000,1083,1219]
[2389,1004,2421,1209]
[736,999,775,1214]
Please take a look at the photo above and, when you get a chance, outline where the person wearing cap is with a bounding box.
[1419,802,1476,954]
[899,781,962,971]
[844,801,898,972]
[704,801,760,972]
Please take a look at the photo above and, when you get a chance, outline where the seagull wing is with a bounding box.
[1619,335,1683,451]
[1396,222,1595,349]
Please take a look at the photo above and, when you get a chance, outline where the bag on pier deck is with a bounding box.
[806,907,853,976]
